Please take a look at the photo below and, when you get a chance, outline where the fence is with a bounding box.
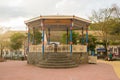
[29,44,87,53]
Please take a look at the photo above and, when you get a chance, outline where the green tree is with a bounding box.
[0,41,4,58]
[61,31,79,44]
[0,40,10,58]
[61,31,98,54]
[88,35,97,51]
[109,19,120,36]
[0,26,10,58]
[89,5,120,55]
[10,33,25,50]
[30,29,42,45]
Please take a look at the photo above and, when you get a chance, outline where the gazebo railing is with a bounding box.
[29,45,87,53]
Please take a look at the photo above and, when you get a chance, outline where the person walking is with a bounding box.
[108,52,113,61]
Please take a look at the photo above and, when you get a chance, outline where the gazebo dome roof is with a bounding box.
[25,15,91,31]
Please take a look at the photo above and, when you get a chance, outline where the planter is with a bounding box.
[0,58,5,62]
[88,56,97,64]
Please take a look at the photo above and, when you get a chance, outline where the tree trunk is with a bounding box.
[105,42,108,56]
[0,49,3,58]
[104,32,108,58]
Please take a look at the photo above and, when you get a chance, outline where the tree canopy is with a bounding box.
[10,33,25,50]
[61,31,79,44]
[89,4,120,54]
[30,29,42,45]
[88,35,97,51]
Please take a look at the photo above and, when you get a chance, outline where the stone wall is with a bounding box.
[27,52,88,65]
[27,52,42,64]
[71,53,88,64]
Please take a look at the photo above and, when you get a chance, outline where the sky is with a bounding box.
[0,0,120,31]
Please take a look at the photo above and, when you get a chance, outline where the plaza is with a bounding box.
[0,60,119,80]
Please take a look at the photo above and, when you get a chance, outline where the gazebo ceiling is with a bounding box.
[25,15,91,31]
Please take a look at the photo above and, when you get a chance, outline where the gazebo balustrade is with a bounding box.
[29,44,87,53]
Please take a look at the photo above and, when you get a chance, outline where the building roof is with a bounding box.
[25,15,91,31]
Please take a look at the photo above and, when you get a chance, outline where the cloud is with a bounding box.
[55,0,120,18]
[0,0,60,20]
[0,0,120,30]
[0,7,28,21]
[55,0,88,18]
[0,17,28,30]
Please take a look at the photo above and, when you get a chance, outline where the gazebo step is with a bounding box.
[47,56,68,58]
[47,54,68,57]
[46,58,71,61]
[38,53,78,68]
[37,64,78,68]
[40,62,76,65]
[46,60,73,63]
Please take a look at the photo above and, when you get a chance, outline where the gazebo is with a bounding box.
[25,15,91,68]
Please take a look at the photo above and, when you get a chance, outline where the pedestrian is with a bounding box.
[108,52,113,61]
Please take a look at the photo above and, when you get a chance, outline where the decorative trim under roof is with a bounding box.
[24,15,91,24]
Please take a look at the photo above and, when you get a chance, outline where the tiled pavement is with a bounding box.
[0,60,119,80]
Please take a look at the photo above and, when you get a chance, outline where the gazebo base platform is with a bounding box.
[36,53,78,68]
[27,52,88,68]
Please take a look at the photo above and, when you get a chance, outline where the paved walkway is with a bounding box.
[98,60,120,79]
[0,60,119,80]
